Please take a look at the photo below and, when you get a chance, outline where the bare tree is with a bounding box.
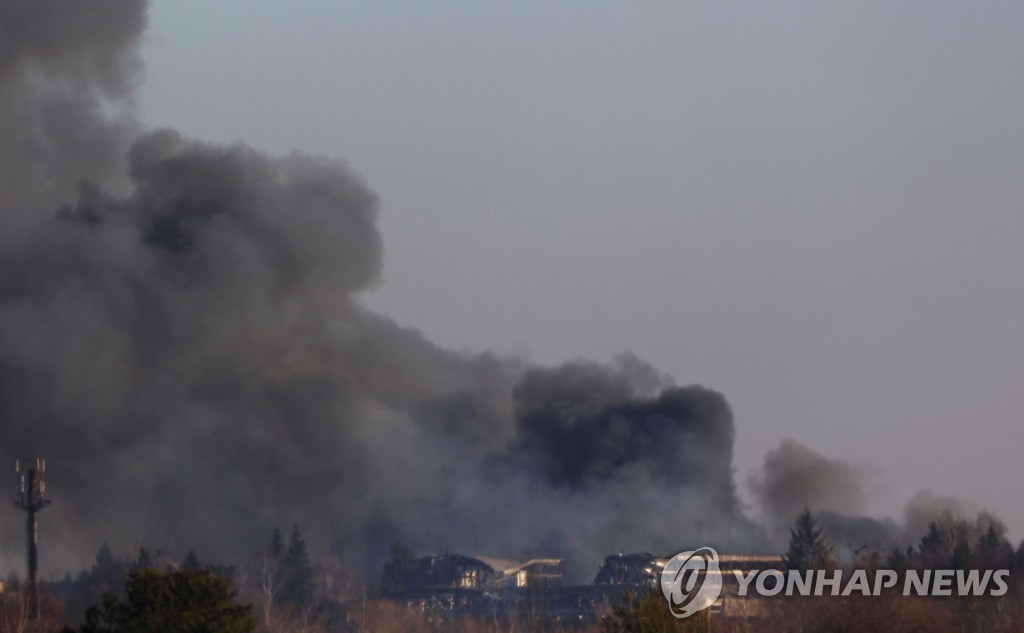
[246,543,285,632]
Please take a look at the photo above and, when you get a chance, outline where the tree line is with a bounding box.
[4,510,1024,632]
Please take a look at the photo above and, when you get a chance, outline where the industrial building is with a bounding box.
[403,553,564,591]
[394,550,783,621]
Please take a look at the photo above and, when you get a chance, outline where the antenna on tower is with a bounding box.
[14,458,51,620]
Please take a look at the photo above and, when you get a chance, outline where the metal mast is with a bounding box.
[15,458,51,620]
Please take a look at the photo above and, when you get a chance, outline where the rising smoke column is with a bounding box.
[0,0,748,581]
[0,127,524,570]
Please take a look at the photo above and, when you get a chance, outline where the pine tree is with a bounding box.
[74,568,256,633]
[1013,540,1024,573]
[136,546,154,570]
[978,524,1012,568]
[917,521,947,568]
[67,544,125,627]
[281,524,314,606]
[95,543,115,570]
[269,529,285,560]
[183,550,202,571]
[784,508,833,571]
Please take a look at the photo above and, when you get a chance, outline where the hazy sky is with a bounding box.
[141,1,1024,535]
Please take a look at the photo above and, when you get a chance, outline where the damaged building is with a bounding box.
[592,552,668,587]
[393,553,564,617]
[404,553,564,591]
[392,550,783,622]
[589,552,786,618]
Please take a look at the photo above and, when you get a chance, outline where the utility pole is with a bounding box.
[15,458,51,620]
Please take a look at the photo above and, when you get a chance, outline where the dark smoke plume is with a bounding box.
[0,1,750,581]
[508,360,736,493]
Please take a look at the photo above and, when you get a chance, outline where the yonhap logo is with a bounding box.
[660,547,723,619]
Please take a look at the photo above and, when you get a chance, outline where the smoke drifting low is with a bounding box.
[0,0,756,581]
[751,439,867,534]
[750,439,984,558]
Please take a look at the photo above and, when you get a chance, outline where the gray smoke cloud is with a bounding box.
[750,438,867,534]
[749,440,988,558]
[0,0,751,582]
[902,490,973,542]
[0,0,143,248]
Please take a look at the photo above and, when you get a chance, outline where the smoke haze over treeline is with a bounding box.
[0,0,1000,583]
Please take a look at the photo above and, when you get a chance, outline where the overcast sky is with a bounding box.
[141,1,1024,535]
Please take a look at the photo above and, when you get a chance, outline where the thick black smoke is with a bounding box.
[0,1,748,582]
[466,359,754,579]
[508,361,736,493]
